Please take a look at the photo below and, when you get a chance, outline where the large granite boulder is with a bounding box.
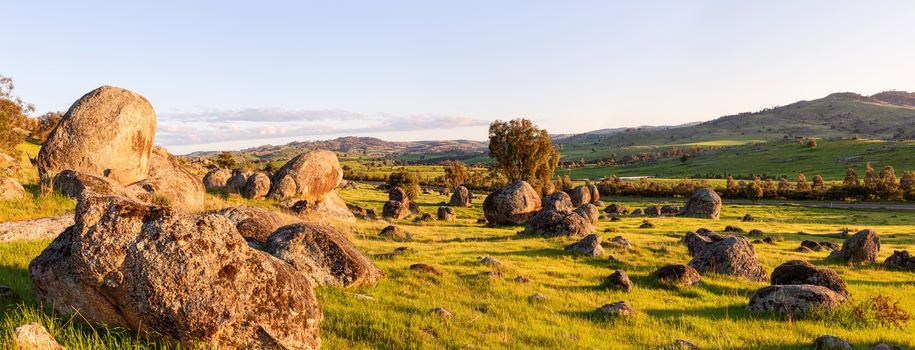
[542,191,573,212]
[770,260,848,297]
[241,172,271,199]
[525,209,594,237]
[226,170,252,193]
[0,176,26,200]
[884,250,915,271]
[747,285,846,314]
[37,86,156,188]
[564,234,604,257]
[827,229,881,264]
[681,188,722,219]
[129,147,205,212]
[603,203,628,216]
[202,168,232,189]
[569,186,591,207]
[688,236,767,281]
[654,264,702,287]
[268,150,342,201]
[574,204,600,226]
[266,223,383,288]
[53,170,149,201]
[437,206,456,221]
[449,185,472,207]
[216,205,284,243]
[681,230,726,257]
[0,215,74,242]
[29,194,322,349]
[586,184,600,203]
[382,200,411,220]
[483,181,541,225]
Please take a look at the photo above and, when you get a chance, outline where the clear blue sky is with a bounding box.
[5,0,915,153]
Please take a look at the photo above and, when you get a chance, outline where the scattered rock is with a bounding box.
[827,229,881,264]
[610,217,621,222]
[796,246,813,253]
[389,187,409,203]
[564,234,605,257]
[226,170,252,193]
[449,186,472,207]
[268,150,343,201]
[570,186,591,207]
[37,85,156,188]
[13,323,64,350]
[525,209,594,237]
[674,339,698,349]
[639,222,654,229]
[644,206,661,217]
[267,222,384,288]
[379,225,412,242]
[604,270,633,292]
[574,204,600,226]
[660,205,681,216]
[483,181,542,225]
[653,264,701,287]
[542,191,573,211]
[873,343,904,350]
[747,285,846,314]
[202,168,232,189]
[132,147,205,211]
[682,231,716,256]
[748,229,764,237]
[433,307,453,318]
[884,250,915,271]
[630,208,643,216]
[0,215,74,242]
[528,293,548,302]
[479,256,500,265]
[820,241,840,251]
[0,284,14,301]
[608,236,632,250]
[241,172,271,199]
[53,170,149,201]
[763,236,775,244]
[681,188,722,219]
[216,205,284,243]
[597,301,634,317]
[409,263,442,276]
[29,194,322,349]
[586,184,600,203]
[408,202,422,215]
[741,214,754,222]
[437,206,456,221]
[724,225,745,233]
[812,335,853,350]
[382,200,411,220]
[688,236,767,281]
[604,203,628,215]
[513,275,530,283]
[373,247,414,259]
[770,260,849,297]
[0,176,26,200]
[414,213,434,222]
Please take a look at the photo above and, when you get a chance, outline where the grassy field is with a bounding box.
[562,139,915,181]
[1,184,914,349]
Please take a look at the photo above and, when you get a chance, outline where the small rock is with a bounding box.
[607,255,622,264]
[674,339,699,349]
[352,293,375,300]
[763,236,775,244]
[741,214,754,222]
[481,270,503,279]
[596,301,634,317]
[748,229,764,237]
[608,236,632,250]
[409,263,442,276]
[479,256,500,265]
[884,250,915,271]
[724,225,745,233]
[796,246,813,253]
[373,247,415,259]
[820,241,840,251]
[604,270,633,292]
[0,284,15,301]
[433,307,453,318]
[379,225,412,242]
[653,264,701,288]
[513,275,531,283]
[610,217,621,222]
[13,323,64,350]
[564,234,605,257]
[639,222,654,229]
[873,343,903,350]
[801,240,825,252]
[813,335,852,350]
[528,293,548,302]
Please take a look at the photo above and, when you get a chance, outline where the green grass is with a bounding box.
[2,185,914,349]
[564,139,915,180]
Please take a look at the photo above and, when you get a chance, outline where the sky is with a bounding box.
[4,0,915,154]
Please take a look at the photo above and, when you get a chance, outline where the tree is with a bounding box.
[28,111,63,143]
[777,176,792,198]
[215,152,236,169]
[901,171,915,200]
[796,173,811,195]
[679,154,690,164]
[812,175,827,197]
[442,160,469,189]
[878,165,900,200]
[725,176,739,197]
[843,167,859,188]
[488,119,559,194]
[805,139,817,149]
[0,75,34,155]
[387,171,421,200]
[744,177,764,202]
[863,162,879,193]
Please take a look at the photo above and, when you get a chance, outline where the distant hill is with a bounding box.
[871,90,915,107]
[186,136,488,163]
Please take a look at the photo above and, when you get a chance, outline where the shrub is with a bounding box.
[387,171,421,200]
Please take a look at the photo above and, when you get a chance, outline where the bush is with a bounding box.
[387,171,421,200]
[812,295,911,329]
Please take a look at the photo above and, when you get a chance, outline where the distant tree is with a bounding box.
[796,173,811,195]
[442,160,470,189]
[554,174,573,192]
[28,111,63,143]
[901,171,915,200]
[763,178,777,197]
[863,162,879,193]
[744,177,764,202]
[0,75,34,154]
[843,167,859,188]
[488,119,560,194]
[812,175,827,197]
[263,162,278,174]
[878,165,900,200]
[725,176,739,197]
[777,176,792,198]
[215,152,236,169]
[387,171,421,200]
[679,154,690,164]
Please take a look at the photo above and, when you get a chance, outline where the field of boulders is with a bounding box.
[1,86,914,349]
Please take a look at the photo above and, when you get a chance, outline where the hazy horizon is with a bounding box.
[6,0,915,154]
